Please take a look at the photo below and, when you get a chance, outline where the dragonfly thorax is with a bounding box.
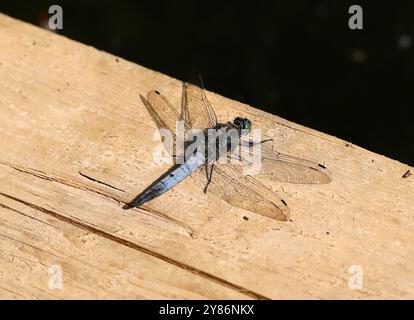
[232,117,252,135]
[196,123,242,163]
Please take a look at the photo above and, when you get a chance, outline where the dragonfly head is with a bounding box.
[233,117,252,135]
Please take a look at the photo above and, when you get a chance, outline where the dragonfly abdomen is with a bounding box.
[123,154,205,209]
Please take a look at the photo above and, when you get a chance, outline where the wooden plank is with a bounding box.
[0,188,249,299]
[0,13,413,299]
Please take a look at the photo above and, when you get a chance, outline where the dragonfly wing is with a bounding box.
[241,141,331,184]
[190,162,290,221]
[181,76,218,130]
[141,91,193,158]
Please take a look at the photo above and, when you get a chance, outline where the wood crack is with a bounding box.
[0,202,58,230]
[0,160,122,204]
[78,171,125,192]
[0,160,195,238]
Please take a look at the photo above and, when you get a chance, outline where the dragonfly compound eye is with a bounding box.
[244,119,252,133]
[233,117,251,134]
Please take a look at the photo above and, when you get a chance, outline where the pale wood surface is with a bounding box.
[0,14,413,299]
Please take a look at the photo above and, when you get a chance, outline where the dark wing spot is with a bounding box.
[318,163,327,169]
[155,90,160,95]
[281,199,287,206]
[402,170,412,178]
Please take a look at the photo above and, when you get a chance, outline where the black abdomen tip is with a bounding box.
[122,203,133,210]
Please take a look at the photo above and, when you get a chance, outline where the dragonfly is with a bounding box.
[123,77,331,221]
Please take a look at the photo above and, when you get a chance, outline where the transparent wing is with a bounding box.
[140,91,192,158]
[190,162,290,221]
[239,140,331,184]
[181,76,218,130]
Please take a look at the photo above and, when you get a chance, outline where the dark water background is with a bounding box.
[1,1,413,165]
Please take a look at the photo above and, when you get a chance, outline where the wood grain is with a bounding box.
[0,13,413,299]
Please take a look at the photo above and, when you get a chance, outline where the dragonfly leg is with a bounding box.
[203,163,215,193]
[247,138,273,147]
